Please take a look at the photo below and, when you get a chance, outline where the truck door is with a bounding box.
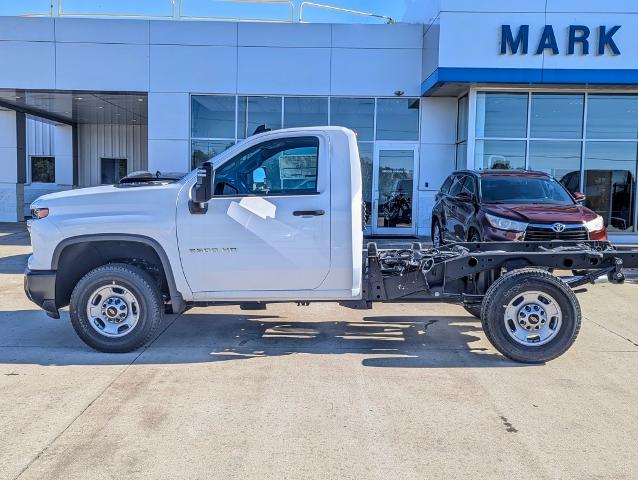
[176,134,331,293]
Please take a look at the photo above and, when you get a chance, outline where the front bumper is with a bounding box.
[24,269,59,318]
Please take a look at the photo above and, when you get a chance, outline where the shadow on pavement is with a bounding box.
[0,253,31,274]
[0,227,31,246]
[0,309,527,369]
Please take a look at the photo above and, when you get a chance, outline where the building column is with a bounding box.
[54,124,74,187]
[0,109,24,222]
[147,92,190,173]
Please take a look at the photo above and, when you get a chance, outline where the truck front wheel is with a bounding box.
[69,263,164,353]
[480,268,581,364]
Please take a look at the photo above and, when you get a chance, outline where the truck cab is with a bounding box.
[177,127,363,301]
[25,127,363,352]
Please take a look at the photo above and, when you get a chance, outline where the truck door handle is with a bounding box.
[293,210,325,217]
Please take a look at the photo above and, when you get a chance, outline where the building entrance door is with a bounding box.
[368,143,418,236]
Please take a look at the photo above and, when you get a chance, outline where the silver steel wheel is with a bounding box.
[503,291,562,347]
[86,284,140,338]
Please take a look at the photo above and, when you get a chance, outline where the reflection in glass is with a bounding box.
[528,141,582,181]
[584,142,636,232]
[530,94,584,139]
[376,98,420,141]
[191,95,236,139]
[359,143,373,227]
[238,96,282,139]
[475,140,526,170]
[330,98,375,141]
[284,97,328,128]
[476,93,528,138]
[191,140,235,169]
[587,95,638,139]
[377,150,414,228]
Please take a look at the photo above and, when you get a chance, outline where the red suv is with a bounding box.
[431,170,607,246]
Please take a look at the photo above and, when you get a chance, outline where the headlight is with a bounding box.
[485,213,528,232]
[584,215,604,232]
[30,207,49,219]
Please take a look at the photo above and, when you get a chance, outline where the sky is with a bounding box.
[4,0,413,23]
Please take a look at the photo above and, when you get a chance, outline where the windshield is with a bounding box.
[481,176,575,205]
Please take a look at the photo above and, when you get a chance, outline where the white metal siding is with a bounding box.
[26,117,54,157]
[24,118,62,217]
[78,123,148,186]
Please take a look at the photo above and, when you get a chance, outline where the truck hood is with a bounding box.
[31,182,183,219]
[482,203,599,224]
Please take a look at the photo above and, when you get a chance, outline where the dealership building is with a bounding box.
[1,1,637,242]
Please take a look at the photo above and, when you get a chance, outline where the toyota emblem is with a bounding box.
[552,223,566,233]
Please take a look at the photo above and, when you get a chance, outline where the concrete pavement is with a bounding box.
[1,223,637,479]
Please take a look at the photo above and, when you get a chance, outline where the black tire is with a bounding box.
[481,268,581,364]
[463,303,482,318]
[69,263,164,353]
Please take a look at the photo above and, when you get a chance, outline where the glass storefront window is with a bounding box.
[530,94,584,139]
[475,140,526,170]
[358,142,374,227]
[330,97,375,141]
[528,141,582,182]
[191,95,236,139]
[191,140,235,169]
[377,149,415,228]
[283,97,328,128]
[584,141,636,232]
[587,95,638,140]
[376,98,420,141]
[473,91,638,233]
[476,93,528,138]
[238,96,282,139]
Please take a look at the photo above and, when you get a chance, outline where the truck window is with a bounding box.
[214,136,319,196]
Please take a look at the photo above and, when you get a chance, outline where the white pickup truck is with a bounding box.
[24,127,637,363]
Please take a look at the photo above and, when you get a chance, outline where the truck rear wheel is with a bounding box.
[69,263,164,353]
[480,268,581,364]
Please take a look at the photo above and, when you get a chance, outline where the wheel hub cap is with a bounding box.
[103,297,128,323]
[87,285,140,338]
[504,291,562,346]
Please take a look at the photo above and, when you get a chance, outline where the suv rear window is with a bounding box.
[481,176,574,205]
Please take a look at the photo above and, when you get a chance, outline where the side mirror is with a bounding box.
[455,191,473,203]
[573,191,586,204]
[189,163,215,214]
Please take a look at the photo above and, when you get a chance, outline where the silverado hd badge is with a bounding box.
[189,247,237,254]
